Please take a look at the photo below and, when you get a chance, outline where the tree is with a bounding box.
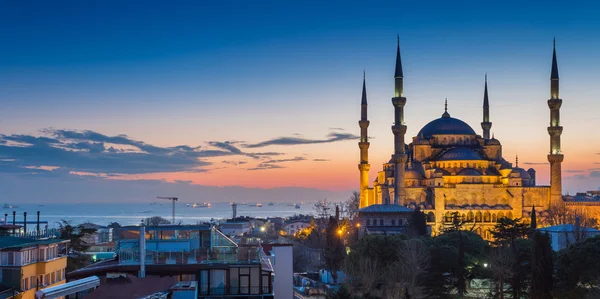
[408,208,428,237]
[531,231,553,299]
[489,245,513,299]
[324,216,346,284]
[346,191,360,220]
[327,285,355,299]
[143,216,171,226]
[530,205,537,230]
[490,217,531,299]
[555,235,600,297]
[396,239,430,298]
[542,201,597,228]
[57,220,98,272]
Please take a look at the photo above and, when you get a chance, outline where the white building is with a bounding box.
[283,221,310,236]
[263,244,293,299]
[219,222,252,237]
[539,224,600,251]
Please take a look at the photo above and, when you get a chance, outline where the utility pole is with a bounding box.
[157,197,178,224]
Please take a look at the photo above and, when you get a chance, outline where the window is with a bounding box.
[366,219,370,226]
[22,277,29,290]
[379,219,383,226]
[398,219,403,226]
[51,272,56,284]
[30,276,35,289]
[391,219,396,226]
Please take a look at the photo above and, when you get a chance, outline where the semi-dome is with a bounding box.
[510,168,532,179]
[417,114,477,138]
[438,148,483,161]
[458,168,482,176]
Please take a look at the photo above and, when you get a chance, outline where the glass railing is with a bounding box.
[118,248,261,265]
[198,286,272,296]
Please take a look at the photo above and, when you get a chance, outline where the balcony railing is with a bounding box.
[118,248,259,265]
[198,286,272,296]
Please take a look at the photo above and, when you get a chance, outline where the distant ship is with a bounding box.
[295,204,301,209]
[191,203,211,208]
[268,202,274,206]
[139,210,152,214]
[3,204,18,209]
[256,203,263,207]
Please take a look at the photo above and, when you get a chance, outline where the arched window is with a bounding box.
[507,212,513,219]
[427,212,435,223]
[475,212,482,222]
[497,212,505,220]
[492,214,497,222]
[444,212,452,223]
[467,212,474,221]
[484,212,491,222]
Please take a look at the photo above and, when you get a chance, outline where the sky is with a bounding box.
[1,1,599,203]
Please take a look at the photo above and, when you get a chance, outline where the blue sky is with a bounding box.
[1,1,599,202]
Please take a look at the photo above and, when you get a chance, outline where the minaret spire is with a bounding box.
[547,38,564,205]
[358,72,371,208]
[394,35,404,97]
[442,98,450,118]
[515,155,519,168]
[481,74,492,139]
[391,37,408,205]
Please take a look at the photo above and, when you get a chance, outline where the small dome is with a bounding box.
[417,116,477,138]
[487,138,501,145]
[438,148,483,161]
[511,168,531,179]
[405,169,425,180]
[458,168,482,176]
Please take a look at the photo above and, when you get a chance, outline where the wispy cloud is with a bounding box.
[313,158,330,162]
[247,156,306,171]
[244,132,359,148]
[566,170,585,173]
[222,160,248,166]
[591,171,600,178]
[523,162,548,166]
[0,129,284,176]
[329,127,345,131]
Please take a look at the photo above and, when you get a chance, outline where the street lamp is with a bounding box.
[337,229,343,235]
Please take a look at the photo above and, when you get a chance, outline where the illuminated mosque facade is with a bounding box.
[357,39,565,238]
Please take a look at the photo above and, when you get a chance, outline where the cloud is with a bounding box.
[0,129,280,176]
[523,162,548,166]
[313,158,330,162]
[566,170,585,173]
[247,156,306,171]
[247,164,285,171]
[222,160,247,166]
[591,171,600,178]
[572,174,587,180]
[244,132,359,148]
[329,127,346,131]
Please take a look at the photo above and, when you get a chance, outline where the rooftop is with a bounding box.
[358,204,414,213]
[0,236,67,250]
[539,224,600,233]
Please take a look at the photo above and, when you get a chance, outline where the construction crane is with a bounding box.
[157,197,178,224]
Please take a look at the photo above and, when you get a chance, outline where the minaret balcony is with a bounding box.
[391,125,407,135]
[547,126,563,136]
[547,98,562,109]
[392,97,407,107]
[547,154,564,163]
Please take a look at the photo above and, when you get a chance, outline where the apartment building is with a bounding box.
[0,236,70,299]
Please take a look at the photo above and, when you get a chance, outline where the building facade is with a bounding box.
[358,40,568,238]
[0,237,69,299]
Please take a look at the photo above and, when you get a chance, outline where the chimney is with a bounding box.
[37,211,41,237]
[23,212,27,236]
[139,225,146,278]
[12,211,16,235]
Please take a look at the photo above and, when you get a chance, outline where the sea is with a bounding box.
[3,202,318,228]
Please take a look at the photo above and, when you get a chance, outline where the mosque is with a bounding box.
[357,39,564,238]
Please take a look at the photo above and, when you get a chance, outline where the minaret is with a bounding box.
[547,38,564,204]
[358,72,371,208]
[481,74,492,139]
[391,36,408,205]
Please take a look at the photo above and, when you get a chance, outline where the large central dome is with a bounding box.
[417,112,476,138]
